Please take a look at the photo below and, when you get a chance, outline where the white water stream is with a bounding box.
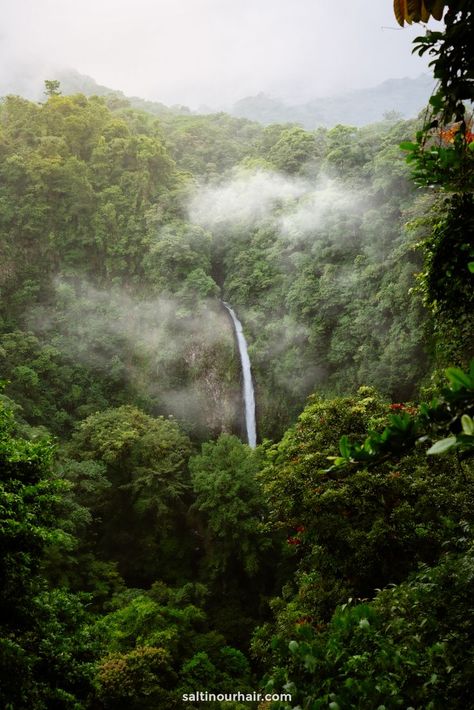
[223,302,257,448]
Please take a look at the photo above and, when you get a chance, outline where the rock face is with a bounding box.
[157,304,242,441]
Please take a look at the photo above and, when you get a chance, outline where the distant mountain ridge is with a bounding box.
[230,75,434,128]
[0,68,192,117]
[1,68,433,128]
[55,69,193,117]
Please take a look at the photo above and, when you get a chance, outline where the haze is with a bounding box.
[1,0,437,109]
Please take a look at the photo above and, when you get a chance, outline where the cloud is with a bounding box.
[188,169,363,244]
[1,0,432,108]
[188,169,307,228]
[277,178,362,239]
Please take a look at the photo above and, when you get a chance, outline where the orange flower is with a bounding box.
[439,120,474,145]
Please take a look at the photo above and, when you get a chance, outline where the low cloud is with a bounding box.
[188,169,307,229]
[277,178,362,239]
[188,169,364,243]
[27,280,239,434]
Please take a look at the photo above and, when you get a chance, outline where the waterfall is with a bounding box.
[223,302,257,448]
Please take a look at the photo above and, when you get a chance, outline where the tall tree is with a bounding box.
[0,399,94,708]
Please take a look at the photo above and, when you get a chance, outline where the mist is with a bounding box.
[188,170,307,228]
[188,169,363,243]
[27,281,240,436]
[1,0,437,109]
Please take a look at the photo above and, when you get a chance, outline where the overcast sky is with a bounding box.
[1,0,439,108]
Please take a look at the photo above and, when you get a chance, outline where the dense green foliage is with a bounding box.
[401,0,474,191]
[1,8,473,703]
[92,582,253,709]
[253,369,473,696]
[253,4,473,706]
[267,539,474,709]
[0,92,239,440]
[0,88,432,440]
[67,405,192,586]
[0,399,95,708]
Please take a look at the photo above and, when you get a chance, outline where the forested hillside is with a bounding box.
[1,1,473,707]
[0,89,431,440]
[0,68,433,128]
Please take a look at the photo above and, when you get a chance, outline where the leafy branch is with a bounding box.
[328,361,474,470]
[399,1,474,191]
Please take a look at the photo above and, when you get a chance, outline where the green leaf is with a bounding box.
[400,141,418,151]
[446,367,473,389]
[288,640,299,653]
[461,415,474,436]
[468,261,474,273]
[427,437,457,455]
[429,94,444,111]
[339,435,350,459]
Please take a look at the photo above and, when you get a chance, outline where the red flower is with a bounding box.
[390,402,417,415]
[287,537,301,546]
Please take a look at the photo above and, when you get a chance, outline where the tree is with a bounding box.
[256,368,474,707]
[266,541,474,710]
[92,582,252,708]
[44,79,61,97]
[69,405,192,584]
[399,1,474,190]
[142,221,213,293]
[0,399,94,708]
[267,126,317,174]
[395,0,474,365]
[190,435,268,579]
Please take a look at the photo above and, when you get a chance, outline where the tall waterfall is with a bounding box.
[223,302,257,448]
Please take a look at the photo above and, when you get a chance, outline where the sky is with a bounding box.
[0,0,439,109]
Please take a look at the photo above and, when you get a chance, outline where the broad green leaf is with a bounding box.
[400,141,418,151]
[446,367,473,389]
[429,94,444,110]
[427,437,457,455]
